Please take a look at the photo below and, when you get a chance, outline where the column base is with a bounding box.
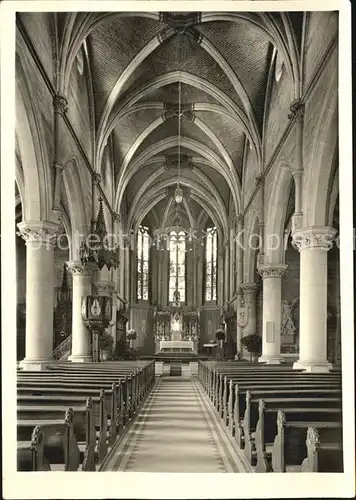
[19,358,56,371]
[258,355,284,365]
[68,354,92,363]
[293,360,333,373]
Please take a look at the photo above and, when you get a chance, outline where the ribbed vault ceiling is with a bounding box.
[78,11,299,235]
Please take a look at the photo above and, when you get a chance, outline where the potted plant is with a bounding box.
[99,331,114,361]
[127,329,137,349]
[215,328,225,349]
[240,334,262,362]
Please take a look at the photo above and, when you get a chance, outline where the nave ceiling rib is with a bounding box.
[55,11,303,236]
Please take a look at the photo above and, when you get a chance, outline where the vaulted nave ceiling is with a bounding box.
[63,11,306,234]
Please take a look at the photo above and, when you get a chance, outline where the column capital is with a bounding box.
[257,264,288,278]
[17,220,60,245]
[53,161,65,171]
[239,282,259,295]
[66,260,97,276]
[292,226,337,251]
[53,94,68,114]
[291,168,303,178]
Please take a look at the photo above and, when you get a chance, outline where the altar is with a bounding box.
[160,339,194,352]
[154,307,200,354]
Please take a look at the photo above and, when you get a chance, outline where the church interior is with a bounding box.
[14,10,344,476]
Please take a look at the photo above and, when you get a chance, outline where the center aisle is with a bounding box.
[104,377,251,473]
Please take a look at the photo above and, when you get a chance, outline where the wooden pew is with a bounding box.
[301,426,343,472]
[17,408,80,471]
[217,374,340,424]
[252,399,342,471]
[231,384,341,445]
[18,389,112,470]
[271,410,343,473]
[17,361,154,470]
[18,376,129,424]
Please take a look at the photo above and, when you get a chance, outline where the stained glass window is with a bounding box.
[169,231,186,303]
[137,226,150,300]
[205,227,217,301]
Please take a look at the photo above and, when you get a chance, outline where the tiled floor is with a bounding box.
[104,377,250,473]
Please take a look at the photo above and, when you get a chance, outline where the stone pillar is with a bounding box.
[235,290,244,357]
[67,261,95,362]
[292,226,337,372]
[17,220,60,370]
[257,264,288,364]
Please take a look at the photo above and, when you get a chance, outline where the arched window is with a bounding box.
[137,226,150,300]
[169,230,186,303]
[205,227,217,301]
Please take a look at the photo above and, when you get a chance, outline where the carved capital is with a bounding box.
[257,264,288,279]
[292,226,337,251]
[53,94,68,114]
[53,161,64,172]
[113,212,121,223]
[66,260,96,276]
[288,99,305,122]
[17,220,60,245]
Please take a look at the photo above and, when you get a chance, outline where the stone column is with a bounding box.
[18,220,60,370]
[292,226,337,372]
[235,289,244,357]
[67,261,95,362]
[257,264,288,364]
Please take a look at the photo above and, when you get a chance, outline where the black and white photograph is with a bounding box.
[1,1,354,498]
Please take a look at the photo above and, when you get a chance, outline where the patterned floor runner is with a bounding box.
[104,377,250,473]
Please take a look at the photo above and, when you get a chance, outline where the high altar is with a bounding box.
[154,307,200,353]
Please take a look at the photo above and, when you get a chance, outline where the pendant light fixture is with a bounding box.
[174,35,183,205]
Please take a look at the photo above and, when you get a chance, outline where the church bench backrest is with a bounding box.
[271,410,342,472]
[301,427,344,472]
